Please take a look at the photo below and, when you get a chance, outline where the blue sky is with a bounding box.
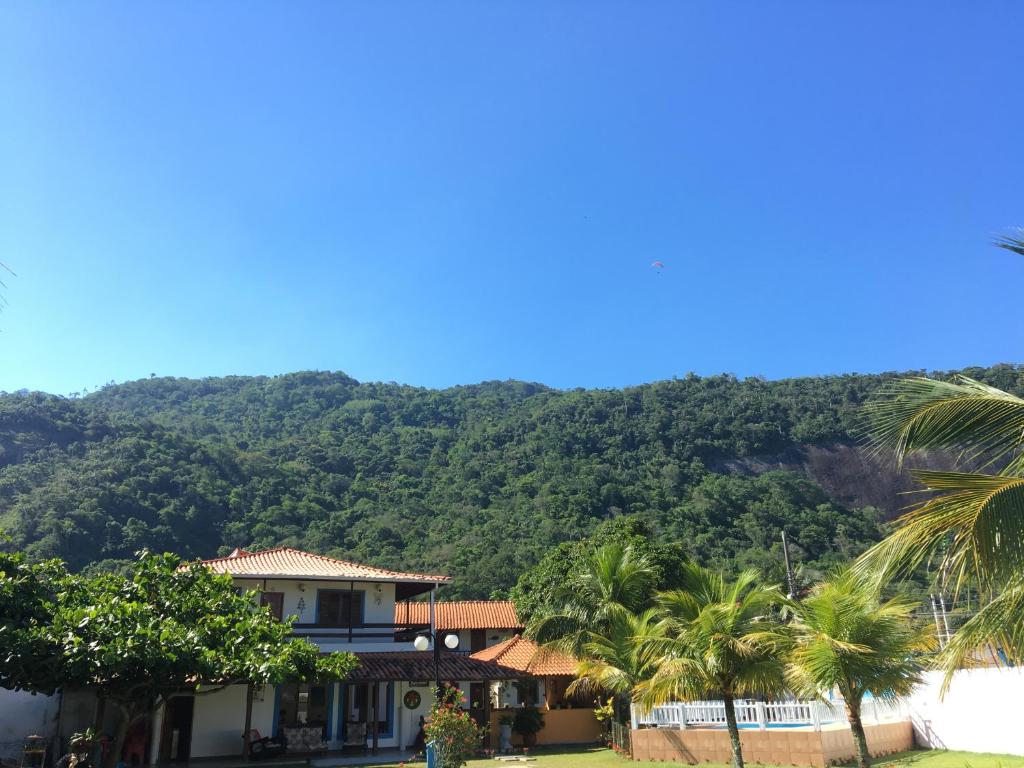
[1,2,1022,395]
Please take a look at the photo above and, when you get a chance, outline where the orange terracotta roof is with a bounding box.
[470,634,578,676]
[394,601,522,631]
[199,547,451,583]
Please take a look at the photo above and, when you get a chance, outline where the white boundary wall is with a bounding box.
[908,668,1024,756]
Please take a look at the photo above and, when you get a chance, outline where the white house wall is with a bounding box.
[190,685,249,759]
[234,579,397,623]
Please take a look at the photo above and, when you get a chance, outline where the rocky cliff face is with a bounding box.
[713,440,952,516]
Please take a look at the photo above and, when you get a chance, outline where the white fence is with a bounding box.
[636,697,906,732]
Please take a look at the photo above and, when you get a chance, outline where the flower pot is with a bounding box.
[499,724,513,752]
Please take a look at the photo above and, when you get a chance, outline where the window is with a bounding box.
[260,592,284,621]
[470,629,486,652]
[317,590,363,626]
[278,683,329,727]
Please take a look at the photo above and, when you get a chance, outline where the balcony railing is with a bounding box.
[291,622,431,644]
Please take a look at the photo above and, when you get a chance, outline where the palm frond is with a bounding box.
[864,376,1024,472]
[640,564,786,708]
[854,471,1024,592]
[995,231,1024,258]
[938,572,1024,692]
[785,571,927,703]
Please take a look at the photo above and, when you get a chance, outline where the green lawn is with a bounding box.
[376,747,1024,768]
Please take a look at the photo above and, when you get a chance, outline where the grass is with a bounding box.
[371,747,1024,768]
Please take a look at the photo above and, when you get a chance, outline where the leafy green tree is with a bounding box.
[638,565,786,768]
[0,542,67,694]
[785,571,928,768]
[860,373,1024,677]
[43,552,357,768]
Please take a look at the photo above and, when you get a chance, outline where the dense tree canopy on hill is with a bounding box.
[2,364,1022,597]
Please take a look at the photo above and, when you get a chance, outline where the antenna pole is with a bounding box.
[781,531,797,599]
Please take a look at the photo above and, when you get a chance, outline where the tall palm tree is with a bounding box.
[859,372,1024,677]
[567,608,669,723]
[637,564,786,768]
[529,542,657,654]
[785,571,928,768]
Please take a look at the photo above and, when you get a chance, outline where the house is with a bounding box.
[394,599,603,748]
[471,635,604,747]
[137,548,518,762]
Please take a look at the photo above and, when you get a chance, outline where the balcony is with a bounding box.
[291,621,431,644]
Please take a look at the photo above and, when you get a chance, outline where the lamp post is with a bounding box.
[414,631,460,697]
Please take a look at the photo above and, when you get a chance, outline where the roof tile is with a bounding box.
[349,651,520,682]
[470,635,577,676]
[200,547,451,583]
[394,601,522,630]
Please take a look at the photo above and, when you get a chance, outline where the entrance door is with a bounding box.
[468,683,487,729]
[159,697,195,762]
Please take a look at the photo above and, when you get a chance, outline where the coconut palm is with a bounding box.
[858,371,1024,677]
[637,564,787,768]
[567,608,669,723]
[529,542,657,654]
[785,571,928,768]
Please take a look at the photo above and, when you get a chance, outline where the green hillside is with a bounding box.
[2,364,1022,597]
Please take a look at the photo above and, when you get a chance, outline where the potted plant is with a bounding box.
[498,715,514,752]
[512,707,544,748]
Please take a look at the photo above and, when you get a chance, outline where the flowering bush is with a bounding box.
[423,687,487,768]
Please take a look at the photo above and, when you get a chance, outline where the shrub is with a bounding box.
[424,687,487,768]
[512,707,545,739]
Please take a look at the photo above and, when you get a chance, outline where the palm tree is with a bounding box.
[567,608,669,723]
[637,564,786,768]
[859,371,1024,677]
[529,542,657,654]
[785,571,928,768]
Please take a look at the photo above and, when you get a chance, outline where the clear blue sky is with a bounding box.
[2,2,1022,395]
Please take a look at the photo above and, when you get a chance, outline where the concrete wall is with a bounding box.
[488,708,602,748]
[446,629,517,654]
[908,668,1024,756]
[189,685,248,759]
[0,689,61,762]
[631,721,913,767]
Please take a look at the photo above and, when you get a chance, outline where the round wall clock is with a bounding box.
[404,690,422,709]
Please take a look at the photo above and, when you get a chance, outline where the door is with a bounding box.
[468,683,487,729]
[470,630,487,652]
[159,697,194,762]
[260,592,284,621]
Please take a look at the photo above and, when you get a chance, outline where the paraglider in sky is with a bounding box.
[651,260,665,272]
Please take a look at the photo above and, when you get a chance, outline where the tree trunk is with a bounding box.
[105,705,132,768]
[845,701,871,768]
[722,695,744,768]
[242,685,254,758]
[92,695,107,735]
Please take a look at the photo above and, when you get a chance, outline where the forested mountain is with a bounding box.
[2,364,1022,598]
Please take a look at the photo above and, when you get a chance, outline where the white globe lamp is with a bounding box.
[413,635,430,652]
[444,633,460,650]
